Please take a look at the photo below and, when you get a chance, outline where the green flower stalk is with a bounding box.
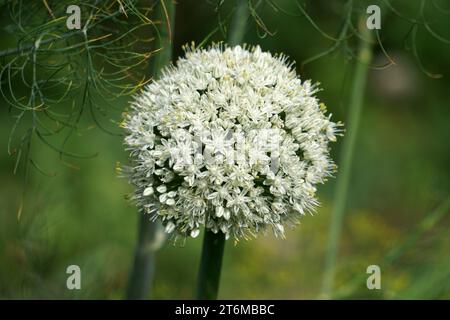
[321,17,374,298]
[196,227,226,300]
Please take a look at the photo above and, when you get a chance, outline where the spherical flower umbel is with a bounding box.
[123,44,342,241]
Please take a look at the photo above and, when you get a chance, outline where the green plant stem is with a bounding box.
[125,0,175,300]
[148,0,175,78]
[195,1,249,301]
[126,214,163,299]
[321,18,373,299]
[228,0,249,46]
[196,230,226,299]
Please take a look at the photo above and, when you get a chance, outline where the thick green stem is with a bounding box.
[321,18,373,298]
[125,0,175,300]
[228,0,249,46]
[148,0,175,78]
[196,230,226,299]
[126,214,163,299]
[195,1,249,301]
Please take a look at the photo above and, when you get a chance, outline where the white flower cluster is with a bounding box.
[124,44,341,241]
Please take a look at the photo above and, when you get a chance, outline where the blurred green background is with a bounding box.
[0,0,449,299]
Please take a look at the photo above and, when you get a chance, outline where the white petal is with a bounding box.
[190,229,200,238]
[159,194,167,203]
[143,187,154,196]
[276,223,285,234]
[165,222,175,233]
[215,206,224,218]
[156,185,167,193]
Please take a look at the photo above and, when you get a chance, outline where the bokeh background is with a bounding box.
[0,0,449,299]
